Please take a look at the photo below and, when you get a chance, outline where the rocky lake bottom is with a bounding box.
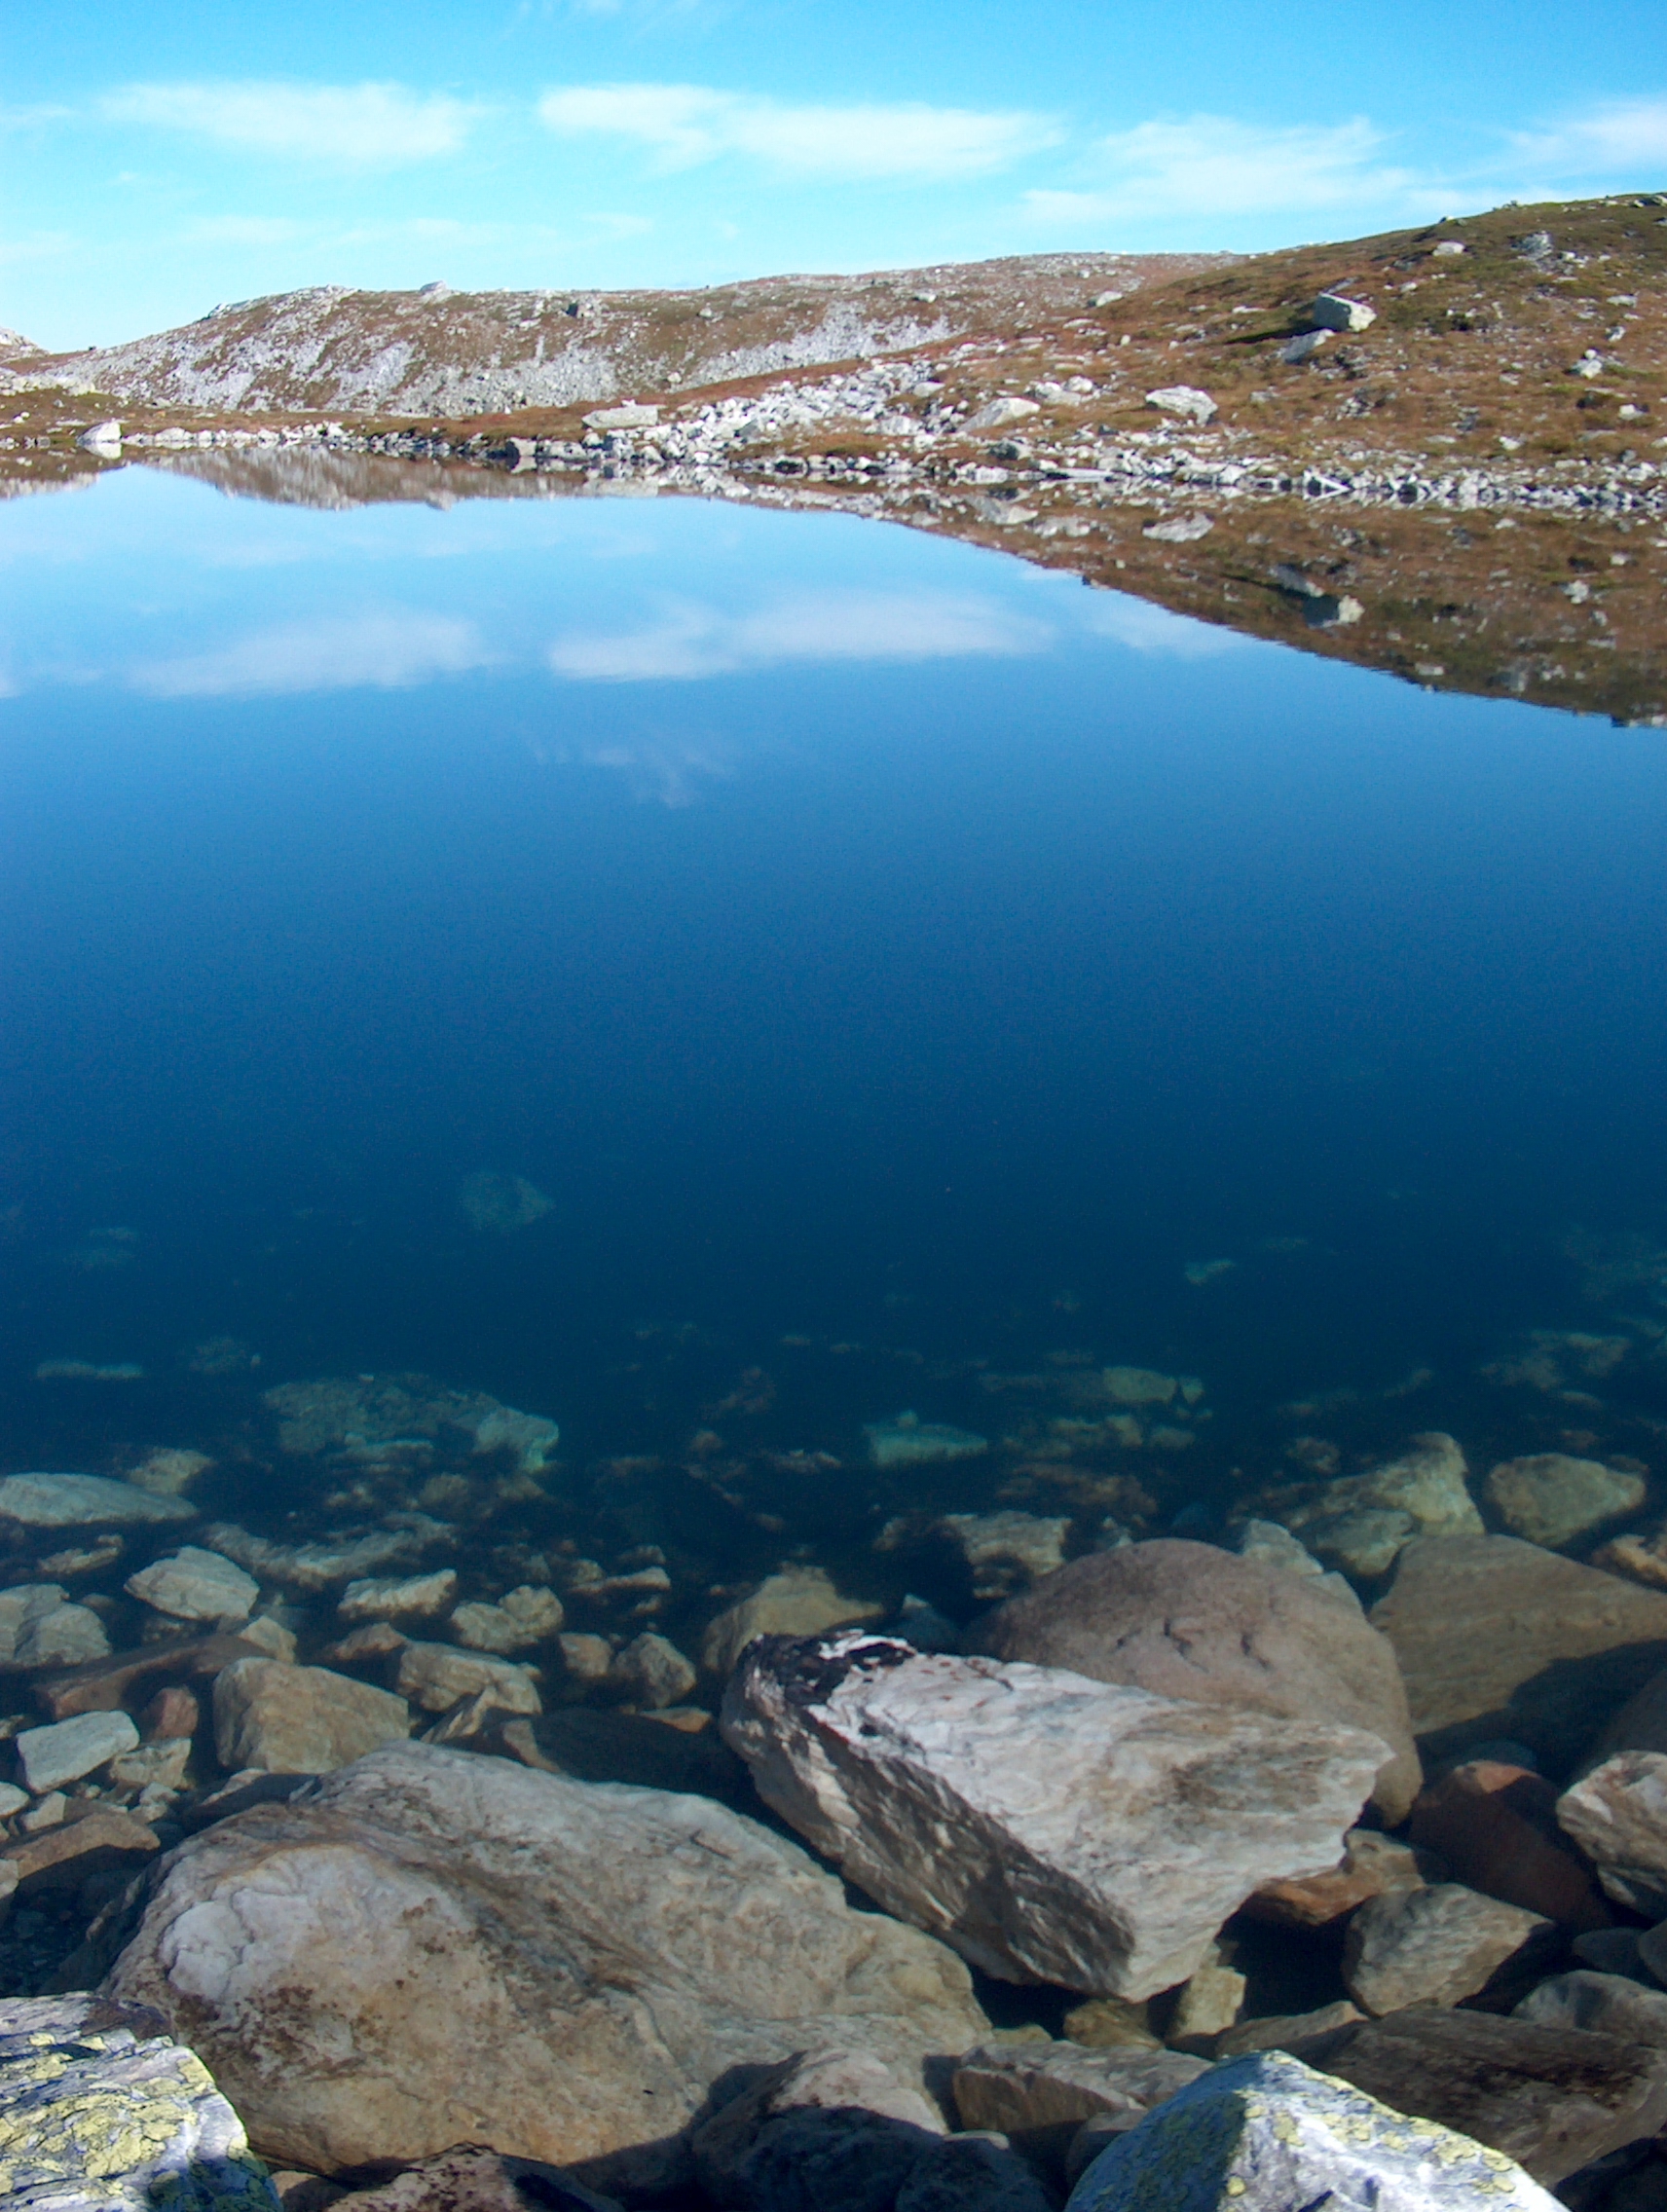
[3,462,1667,2209]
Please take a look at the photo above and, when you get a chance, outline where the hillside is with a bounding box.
[1,252,1222,418]
[2,196,1663,719]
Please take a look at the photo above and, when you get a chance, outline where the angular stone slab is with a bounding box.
[722,1632,1389,1998]
[0,1992,278,2210]
[1285,2007,1667,2186]
[1343,1883,1554,2014]
[212,1657,412,1774]
[1371,1536,1667,1769]
[0,1474,197,1529]
[1064,2049,1557,2212]
[31,1632,266,1719]
[1557,1751,1667,1916]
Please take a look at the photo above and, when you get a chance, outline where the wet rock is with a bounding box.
[498,1708,749,1802]
[863,1414,988,1469]
[1517,1971,1667,2048]
[1215,2001,1364,2057]
[1592,1528,1667,1591]
[1067,2047,1558,2211]
[555,1631,612,1685]
[1225,1518,1325,1580]
[891,1595,961,1652]
[180,1770,315,1832]
[321,2146,619,2212]
[1408,1761,1613,1929]
[1370,1535,1667,1770]
[939,1513,1071,1600]
[969,1538,1420,1820]
[606,1632,696,1709]
[1571,1927,1653,1981]
[466,1405,559,1475]
[701,1566,882,1677]
[37,1533,125,1578]
[1558,1752,1667,1915]
[104,1740,988,2182]
[32,1632,264,1720]
[1486,1456,1647,1550]
[128,1546,260,1626]
[338,1570,458,1622]
[450,1586,563,1654]
[0,1473,197,1528]
[691,2046,944,2206]
[240,1615,299,1663]
[325,1622,409,1665]
[1343,1882,1554,2013]
[17,1708,139,1790]
[396,1640,541,1714]
[2,1803,160,1892]
[204,1524,438,1593]
[213,1658,412,1773]
[722,1632,1389,1998]
[1284,2009,1667,2187]
[0,1991,278,2210]
[1144,385,1217,424]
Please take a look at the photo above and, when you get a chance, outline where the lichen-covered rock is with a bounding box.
[104,1741,987,2183]
[969,1539,1419,1821]
[0,1993,278,2210]
[723,1633,1389,1999]
[1064,2049,1559,2212]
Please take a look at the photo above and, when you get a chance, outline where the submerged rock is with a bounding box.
[1370,1534,1667,1769]
[1260,1431,1482,1578]
[0,1992,278,2211]
[204,1524,444,1592]
[213,1657,412,1774]
[1485,1455,1647,1550]
[0,1473,196,1529]
[395,1640,541,1714]
[128,1546,260,1625]
[864,1413,988,1468]
[16,1708,140,1791]
[338,1569,458,1622]
[1064,2048,1558,2212]
[701,1566,882,1677]
[104,1740,987,2182]
[939,1512,1071,1599]
[722,1632,1389,1998]
[450,1585,563,1654]
[969,1539,1420,1820]
[0,1584,110,1668]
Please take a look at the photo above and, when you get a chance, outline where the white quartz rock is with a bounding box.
[127,1545,259,1623]
[722,1633,1389,1998]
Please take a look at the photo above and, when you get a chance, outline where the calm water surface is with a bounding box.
[2,465,1666,1619]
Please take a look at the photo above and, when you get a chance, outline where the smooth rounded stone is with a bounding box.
[1144,384,1217,424]
[692,2046,944,2205]
[939,1514,1071,1601]
[1558,1753,1667,1916]
[1486,1456,1647,1551]
[723,1633,1389,2000]
[0,1992,278,2211]
[1065,2048,1559,2212]
[213,1657,412,1774]
[1517,1971,1667,2048]
[395,1640,541,1714]
[1370,1535,1667,1770]
[701,1566,882,1677]
[128,1546,261,1626]
[450,1586,563,1655]
[606,1632,696,1710]
[1407,1761,1613,1930]
[319,2146,619,2212]
[898,2131,1056,2212]
[0,1474,197,1529]
[9,1601,110,1669]
[863,1414,988,1470]
[969,1538,1420,1821]
[104,1741,988,2183]
[338,1570,458,1623]
[1343,1883,1555,2015]
[1280,2008,1667,2188]
[1215,2001,1364,2059]
[16,1707,139,1791]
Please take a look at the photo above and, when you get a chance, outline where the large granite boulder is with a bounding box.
[103,1740,986,2187]
[1064,2048,1559,2212]
[967,1538,1420,1820]
[722,1632,1389,1999]
[1369,1535,1667,1770]
[0,1992,278,2210]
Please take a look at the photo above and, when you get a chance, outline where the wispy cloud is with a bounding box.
[538,83,1059,180]
[1025,115,1433,230]
[1079,592,1252,659]
[1506,96,1667,179]
[548,587,1050,682]
[130,610,490,697]
[100,81,486,166]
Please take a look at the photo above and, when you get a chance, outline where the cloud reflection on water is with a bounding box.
[130,609,492,697]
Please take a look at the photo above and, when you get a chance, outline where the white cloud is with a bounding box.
[549,588,1050,682]
[538,83,1058,180]
[130,610,490,697]
[1025,115,1435,228]
[1507,96,1667,177]
[101,81,484,166]
[1078,591,1251,658]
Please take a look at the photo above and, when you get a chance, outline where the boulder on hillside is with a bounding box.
[1369,1535,1667,1771]
[968,1538,1419,1820]
[722,1632,1389,1999]
[103,1740,987,2189]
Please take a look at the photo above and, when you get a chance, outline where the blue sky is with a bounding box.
[5,0,1666,350]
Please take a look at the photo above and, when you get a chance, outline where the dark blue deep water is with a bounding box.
[3,464,1666,1570]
